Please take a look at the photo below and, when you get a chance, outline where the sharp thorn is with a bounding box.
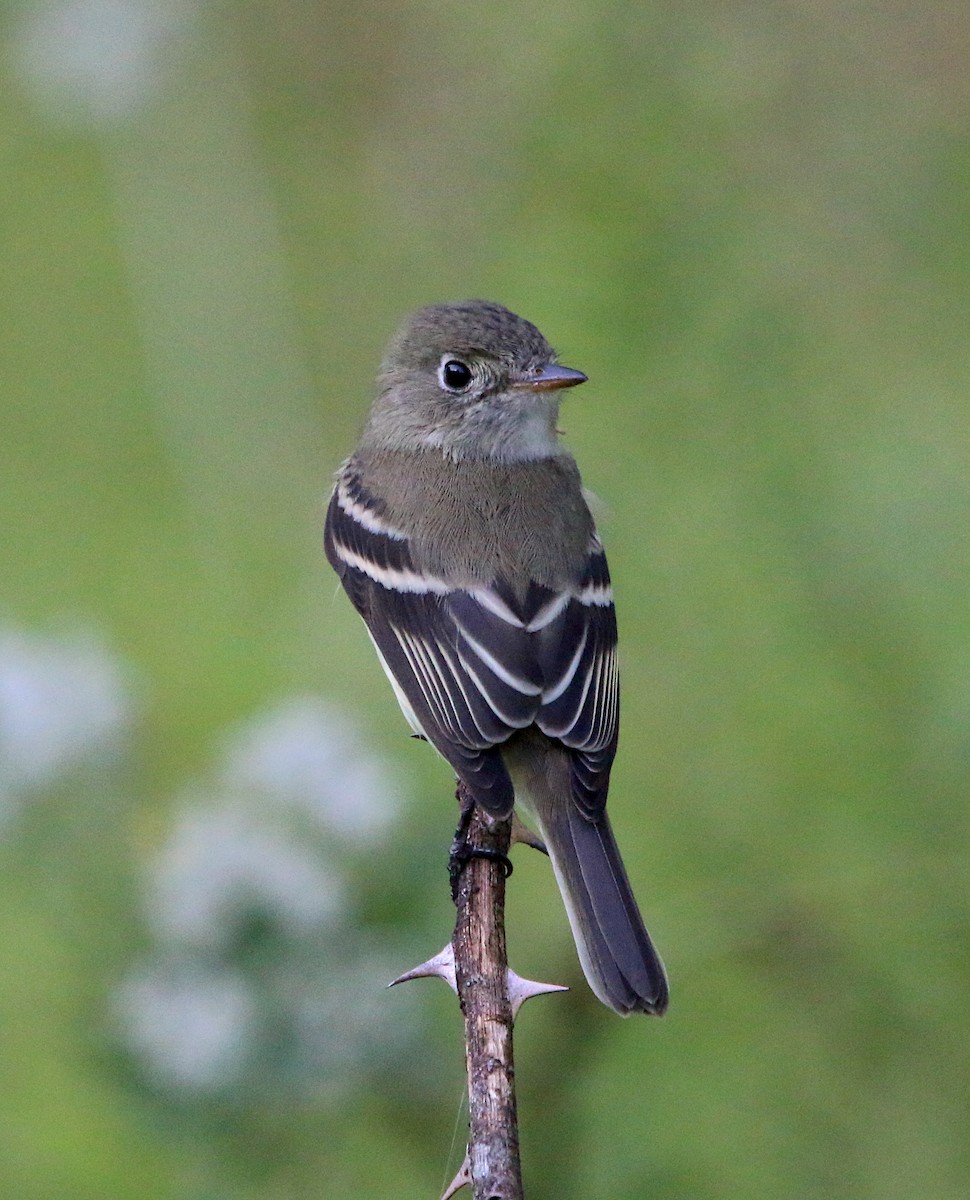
[439,1153,471,1200]
[507,968,569,1016]
[387,944,457,993]
[510,813,548,855]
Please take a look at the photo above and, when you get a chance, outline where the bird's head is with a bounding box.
[363,300,587,461]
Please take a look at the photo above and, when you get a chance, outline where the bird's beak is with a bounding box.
[512,364,588,392]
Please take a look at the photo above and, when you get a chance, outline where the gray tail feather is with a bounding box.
[532,796,669,1017]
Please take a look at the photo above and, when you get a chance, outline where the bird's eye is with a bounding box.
[439,358,473,392]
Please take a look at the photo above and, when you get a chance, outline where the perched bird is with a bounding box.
[324,301,668,1015]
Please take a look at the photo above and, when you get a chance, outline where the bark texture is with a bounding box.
[451,783,523,1200]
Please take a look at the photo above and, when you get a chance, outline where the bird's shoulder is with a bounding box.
[339,448,597,590]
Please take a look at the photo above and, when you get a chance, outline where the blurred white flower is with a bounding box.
[0,627,132,822]
[117,695,420,1100]
[115,961,254,1091]
[221,697,403,844]
[293,949,420,1079]
[147,800,345,949]
[10,0,197,125]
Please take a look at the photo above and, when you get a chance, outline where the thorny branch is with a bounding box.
[389,782,566,1200]
[450,786,522,1200]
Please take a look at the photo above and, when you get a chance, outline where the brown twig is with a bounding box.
[389,785,565,1197]
[451,782,523,1200]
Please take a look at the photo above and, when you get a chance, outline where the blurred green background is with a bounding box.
[3,2,970,1197]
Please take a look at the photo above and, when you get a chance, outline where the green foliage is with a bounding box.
[3,2,970,1196]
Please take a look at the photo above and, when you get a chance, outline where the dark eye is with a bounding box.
[439,358,473,392]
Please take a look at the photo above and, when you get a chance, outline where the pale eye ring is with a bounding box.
[438,357,474,392]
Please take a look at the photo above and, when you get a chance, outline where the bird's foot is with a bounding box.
[448,842,513,901]
[448,798,514,900]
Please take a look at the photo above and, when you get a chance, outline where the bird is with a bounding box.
[324,300,668,1015]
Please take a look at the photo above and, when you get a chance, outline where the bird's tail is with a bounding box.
[511,745,669,1016]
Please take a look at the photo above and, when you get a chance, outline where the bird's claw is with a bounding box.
[448,843,514,901]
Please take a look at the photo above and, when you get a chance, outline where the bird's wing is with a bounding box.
[534,533,619,817]
[325,472,536,815]
[325,471,618,818]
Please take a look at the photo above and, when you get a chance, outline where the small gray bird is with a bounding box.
[324,300,668,1015]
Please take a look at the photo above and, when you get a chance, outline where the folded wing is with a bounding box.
[325,468,619,817]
